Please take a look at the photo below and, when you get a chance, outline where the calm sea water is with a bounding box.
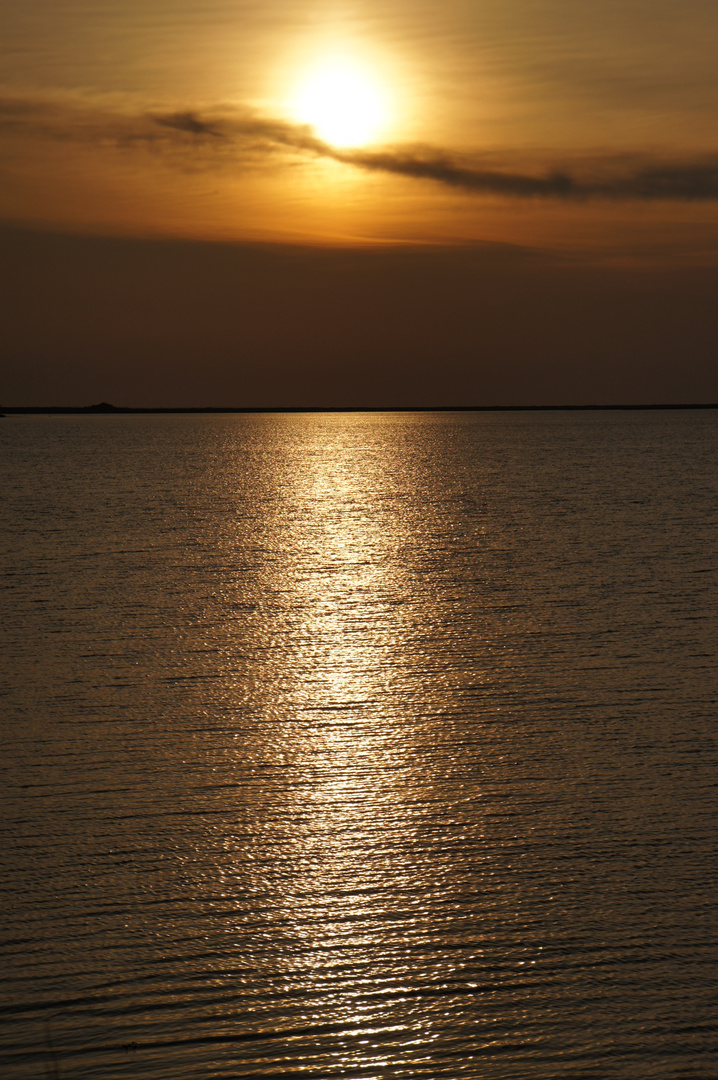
[1,411,717,1079]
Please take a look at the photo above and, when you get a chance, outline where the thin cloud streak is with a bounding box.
[154,112,223,138]
[338,147,718,202]
[4,96,718,203]
[155,109,718,201]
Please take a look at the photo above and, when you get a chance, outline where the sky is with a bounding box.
[2,0,718,406]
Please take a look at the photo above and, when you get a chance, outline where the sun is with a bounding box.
[291,58,387,148]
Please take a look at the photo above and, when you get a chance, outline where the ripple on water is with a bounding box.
[1,411,717,1078]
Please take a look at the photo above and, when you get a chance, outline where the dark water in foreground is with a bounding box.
[1,411,717,1079]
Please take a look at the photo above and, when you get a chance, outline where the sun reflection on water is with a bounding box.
[216,415,463,1070]
[7,413,714,1077]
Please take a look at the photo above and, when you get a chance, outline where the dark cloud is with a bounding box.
[153,111,222,138]
[613,160,718,201]
[150,109,718,203]
[4,95,718,203]
[339,146,718,202]
[335,147,577,198]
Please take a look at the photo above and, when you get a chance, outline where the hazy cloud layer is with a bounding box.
[4,95,718,202]
[150,109,718,201]
[4,221,718,407]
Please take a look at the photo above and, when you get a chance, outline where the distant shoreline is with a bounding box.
[2,403,717,415]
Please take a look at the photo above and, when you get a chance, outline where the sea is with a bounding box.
[1,410,717,1079]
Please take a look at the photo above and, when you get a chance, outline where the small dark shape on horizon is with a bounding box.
[88,402,117,412]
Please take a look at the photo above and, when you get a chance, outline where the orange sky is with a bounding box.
[3,0,718,254]
[2,1,718,405]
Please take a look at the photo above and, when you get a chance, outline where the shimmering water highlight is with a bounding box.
[1,411,717,1078]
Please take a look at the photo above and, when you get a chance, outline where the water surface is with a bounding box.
[1,411,717,1078]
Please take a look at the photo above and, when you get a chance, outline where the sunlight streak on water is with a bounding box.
[1,411,717,1078]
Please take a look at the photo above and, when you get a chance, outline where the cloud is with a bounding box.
[153,111,222,138]
[340,146,718,202]
[335,147,578,198]
[150,109,718,203]
[3,94,718,203]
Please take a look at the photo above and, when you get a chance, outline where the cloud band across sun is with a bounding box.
[158,111,718,202]
[5,95,718,204]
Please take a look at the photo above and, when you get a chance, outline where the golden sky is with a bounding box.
[3,1,718,408]
[3,0,718,254]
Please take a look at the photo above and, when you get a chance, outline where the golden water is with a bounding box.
[1,412,717,1077]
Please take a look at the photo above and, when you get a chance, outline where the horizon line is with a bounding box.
[2,403,718,415]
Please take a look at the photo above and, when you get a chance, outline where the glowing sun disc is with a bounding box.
[292,59,386,148]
